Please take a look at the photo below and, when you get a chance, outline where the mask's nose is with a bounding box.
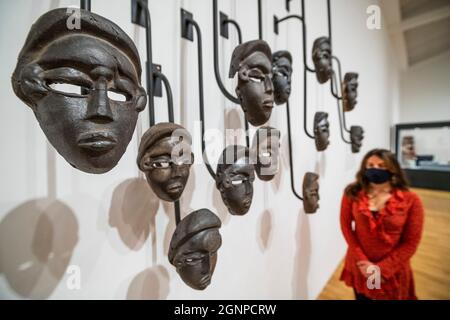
[264,75,273,94]
[85,78,113,122]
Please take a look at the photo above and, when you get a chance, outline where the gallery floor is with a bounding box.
[318,188,450,300]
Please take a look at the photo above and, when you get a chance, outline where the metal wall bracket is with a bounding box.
[150,63,162,97]
[131,0,147,27]
[219,11,229,39]
[286,0,292,12]
[273,15,279,35]
[181,9,194,41]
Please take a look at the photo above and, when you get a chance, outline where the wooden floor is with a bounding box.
[318,188,450,300]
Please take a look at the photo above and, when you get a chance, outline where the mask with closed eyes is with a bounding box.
[312,37,332,84]
[350,126,364,153]
[342,72,358,112]
[313,112,330,151]
[302,172,320,214]
[272,50,293,105]
[12,8,147,174]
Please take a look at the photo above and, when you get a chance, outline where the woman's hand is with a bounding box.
[356,260,374,278]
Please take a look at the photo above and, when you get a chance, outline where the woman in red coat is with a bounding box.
[340,148,424,300]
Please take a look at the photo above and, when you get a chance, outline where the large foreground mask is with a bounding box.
[12,8,146,174]
[216,145,255,216]
[251,126,280,181]
[229,40,274,126]
[272,50,292,105]
[168,209,222,290]
[312,37,332,84]
[342,72,358,112]
[303,172,320,214]
[350,126,364,153]
[313,112,330,151]
[137,122,193,202]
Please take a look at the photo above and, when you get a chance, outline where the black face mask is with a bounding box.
[364,168,392,184]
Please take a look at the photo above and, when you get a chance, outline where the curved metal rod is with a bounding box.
[155,71,174,124]
[136,0,155,127]
[212,0,240,104]
[330,56,343,100]
[286,100,304,201]
[274,14,315,73]
[333,72,351,144]
[223,18,243,44]
[332,56,352,133]
[258,0,262,40]
[222,17,250,147]
[274,14,315,139]
[154,70,180,224]
[187,17,217,179]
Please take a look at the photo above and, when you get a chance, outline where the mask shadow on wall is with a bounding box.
[109,178,159,255]
[292,212,311,299]
[225,108,247,145]
[162,168,196,255]
[257,209,273,252]
[0,198,78,299]
[314,151,327,178]
[126,264,170,300]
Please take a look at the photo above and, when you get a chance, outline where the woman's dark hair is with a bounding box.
[345,148,409,198]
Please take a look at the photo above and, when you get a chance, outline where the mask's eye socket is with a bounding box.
[47,82,90,96]
[248,69,265,83]
[151,160,171,169]
[231,177,248,185]
[108,90,130,102]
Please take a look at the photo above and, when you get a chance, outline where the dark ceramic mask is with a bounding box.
[229,40,274,126]
[168,209,222,290]
[252,126,280,181]
[272,51,292,105]
[342,72,358,112]
[313,112,330,151]
[350,125,364,153]
[12,8,146,174]
[216,145,255,216]
[303,172,320,214]
[138,122,193,202]
[312,37,332,84]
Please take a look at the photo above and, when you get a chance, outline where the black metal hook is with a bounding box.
[80,0,91,11]
[131,0,180,224]
[332,72,352,144]
[273,14,315,140]
[286,100,304,201]
[181,9,217,180]
[213,0,250,148]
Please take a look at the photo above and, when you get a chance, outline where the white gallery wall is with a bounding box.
[0,0,398,299]
[399,52,450,123]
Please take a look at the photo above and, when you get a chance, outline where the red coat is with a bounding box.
[339,188,424,300]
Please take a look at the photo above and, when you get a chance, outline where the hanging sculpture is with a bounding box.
[350,125,364,153]
[313,112,330,151]
[311,37,332,84]
[11,8,147,174]
[302,172,320,214]
[216,145,255,216]
[137,122,193,202]
[272,50,293,105]
[342,72,358,112]
[168,208,222,290]
[229,40,274,126]
[251,126,281,181]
